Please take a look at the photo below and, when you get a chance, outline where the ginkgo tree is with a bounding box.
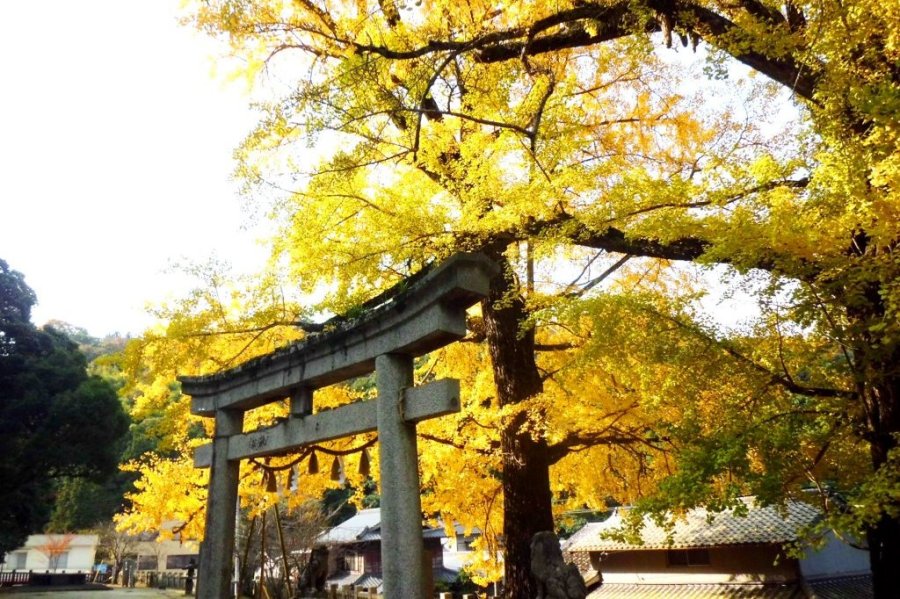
[114,265,378,558]
[116,257,867,593]
[117,255,734,591]
[180,1,900,596]
[183,8,760,595]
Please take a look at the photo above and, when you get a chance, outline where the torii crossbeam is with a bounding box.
[180,254,497,599]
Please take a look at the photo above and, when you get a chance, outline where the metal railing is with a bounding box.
[0,570,30,586]
[137,570,195,593]
[0,571,88,587]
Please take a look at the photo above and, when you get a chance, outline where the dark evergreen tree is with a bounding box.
[0,259,129,555]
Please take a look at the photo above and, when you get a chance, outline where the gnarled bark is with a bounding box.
[482,253,553,598]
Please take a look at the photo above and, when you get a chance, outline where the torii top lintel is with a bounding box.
[180,253,498,417]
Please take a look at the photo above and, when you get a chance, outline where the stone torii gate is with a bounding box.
[180,254,497,599]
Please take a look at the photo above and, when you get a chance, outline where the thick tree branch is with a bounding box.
[549,217,711,261]
[476,3,643,63]
[348,1,818,102]
[735,0,787,28]
[534,342,580,352]
[494,182,817,278]
[547,425,666,465]
[419,432,499,456]
[476,2,816,100]
[642,306,857,399]
[546,402,648,464]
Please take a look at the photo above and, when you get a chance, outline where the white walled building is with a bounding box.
[1,534,98,574]
[133,534,200,573]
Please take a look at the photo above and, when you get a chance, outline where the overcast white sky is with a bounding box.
[0,0,265,337]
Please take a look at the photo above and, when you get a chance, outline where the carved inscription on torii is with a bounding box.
[180,254,497,599]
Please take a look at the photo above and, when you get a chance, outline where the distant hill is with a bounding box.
[42,320,130,362]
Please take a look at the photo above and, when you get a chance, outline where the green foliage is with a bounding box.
[0,259,129,554]
[41,320,130,367]
[47,476,131,533]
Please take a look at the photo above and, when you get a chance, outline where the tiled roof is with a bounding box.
[324,571,383,592]
[324,571,367,587]
[587,582,805,598]
[316,507,447,545]
[317,508,383,544]
[423,527,447,539]
[434,566,461,583]
[565,498,821,551]
[805,574,872,599]
[350,574,383,591]
[447,522,482,536]
[323,567,461,591]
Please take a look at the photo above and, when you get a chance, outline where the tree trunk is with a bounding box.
[865,374,900,599]
[482,254,554,598]
[500,424,555,598]
[867,512,900,597]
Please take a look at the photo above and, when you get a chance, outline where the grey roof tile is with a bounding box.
[317,508,383,544]
[316,507,447,545]
[805,574,872,599]
[587,582,805,598]
[565,498,821,552]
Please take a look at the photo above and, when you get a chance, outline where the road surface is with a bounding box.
[0,588,187,598]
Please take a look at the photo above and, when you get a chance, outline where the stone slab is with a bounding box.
[193,379,461,468]
[183,254,497,417]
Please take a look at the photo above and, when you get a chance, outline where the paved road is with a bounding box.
[0,588,186,598]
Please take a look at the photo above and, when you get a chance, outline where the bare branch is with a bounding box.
[602,177,809,223]
[642,306,856,399]
[565,254,632,298]
[419,432,499,456]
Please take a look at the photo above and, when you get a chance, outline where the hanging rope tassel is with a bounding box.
[330,456,343,482]
[286,465,297,492]
[358,447,371,477]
